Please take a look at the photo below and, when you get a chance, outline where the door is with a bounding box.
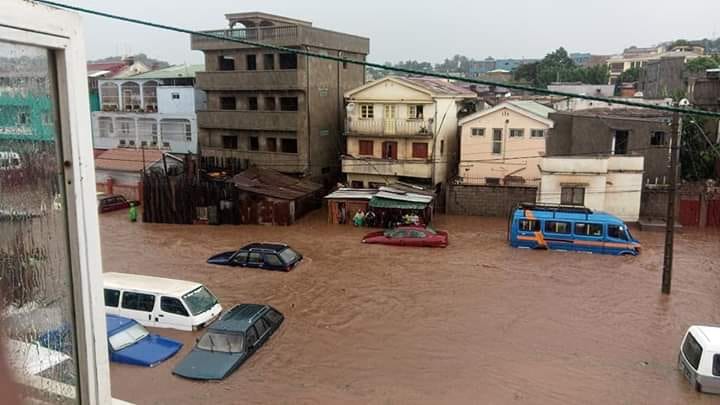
[382,141,398,160]
[605,224,631,255]
[572,222,604,253]
[119,291,158,327]
[231,250,248,267]
[383,105,396,135]
[707,200,720,227]
[158,296,191,330]
[247,251,264,269]
[679,198,701,226]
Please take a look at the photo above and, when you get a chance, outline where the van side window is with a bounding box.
[714,355,720,376]
[104,289,120,307]
[574,223,603,237]
[518,219,540,232]
[607,225,628,240]
[682,333,703,370]
[161,297,189,316]
[246,326,258,347]
[545,221,571,234]
[122,292,156,312]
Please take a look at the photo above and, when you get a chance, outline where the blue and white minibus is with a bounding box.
[508,203,641,256]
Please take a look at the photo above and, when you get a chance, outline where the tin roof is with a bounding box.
[230,167,323,200]
[507,100,555,119]
[131,64,205,80]
[94,148,166,172]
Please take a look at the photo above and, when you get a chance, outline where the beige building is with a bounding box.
[341,76,475,189]
[458,100,554,185]
[190,12,369,181]
[538,156,644,222]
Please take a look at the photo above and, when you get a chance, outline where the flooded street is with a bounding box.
[101,210,720,405]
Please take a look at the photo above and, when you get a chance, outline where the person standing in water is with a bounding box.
[128,202,138,223]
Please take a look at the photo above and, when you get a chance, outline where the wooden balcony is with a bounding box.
[346,118,434,137]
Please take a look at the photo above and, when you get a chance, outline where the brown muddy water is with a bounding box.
[100,210,720,405]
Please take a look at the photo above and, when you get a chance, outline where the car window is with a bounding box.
[246,326,258,346]
[278,248,299,263]
[545,221,571,234]
[232,251,248,264]
[574,223,603,237]
[104,289,120,307]
[121,292,156,312]
[682,332,703,370]
[264,254,283,267]
[248,252,263,264]
[714,354,720,377]
[607,225,628,240]
[518,219,540,232]
[391,230,408,238]
[409,230,426,238]
[161,297,189,316]
[263,309,283,325]
[197,332,244,353]
[255,318,269,337]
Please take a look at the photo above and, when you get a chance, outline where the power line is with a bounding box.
[34,0,720,119]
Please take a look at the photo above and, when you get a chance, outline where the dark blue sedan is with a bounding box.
[106,315,182,367]
[173,304,284,380]
[207,243,303,272]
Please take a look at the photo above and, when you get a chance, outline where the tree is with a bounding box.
[616,67,640,83]
[681,116,719,181]
[513,62,538,85]
[687,55,720,73]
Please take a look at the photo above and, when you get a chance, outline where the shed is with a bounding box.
[324,184,434,227]
[230,167,323,225]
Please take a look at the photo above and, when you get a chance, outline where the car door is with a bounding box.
[247,251,263,269]
[253,317,272,347]
[263,253,284,271]
[572,222,604,253]
[390,230,408,246]
[158,296,191,330]
[605,224,631,255]
[231,251,248,267]
[120,291,158,327]
[245,326,259,354]
[407,230,427,247]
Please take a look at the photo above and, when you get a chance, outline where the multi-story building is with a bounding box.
[341,76,475,189]
[458,100,555,185]
[607,46,702,84]
[91,64,205,154]
[190,12,369,181]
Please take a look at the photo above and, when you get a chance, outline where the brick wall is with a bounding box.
[446,184,537,217]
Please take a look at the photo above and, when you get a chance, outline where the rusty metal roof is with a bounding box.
[94,148,166,172]
[230,167,323,200]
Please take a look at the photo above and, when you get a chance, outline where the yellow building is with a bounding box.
[458,100,554,185]
[342,76,475,189]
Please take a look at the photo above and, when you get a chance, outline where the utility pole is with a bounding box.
[661,110,681,294]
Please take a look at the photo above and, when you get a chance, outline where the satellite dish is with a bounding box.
[346,103,356,112]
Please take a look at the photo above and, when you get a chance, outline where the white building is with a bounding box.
[538,156,644,222]
[92,64,206,154]
[342,76,475,189]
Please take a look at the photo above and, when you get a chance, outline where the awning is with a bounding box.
[369,197,429,210]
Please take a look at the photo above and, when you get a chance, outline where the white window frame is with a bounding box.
[2,2,112,404]
[530,129,545,138]
[509,128,525,138]
[360,104,374,119]
[471,128,485,136]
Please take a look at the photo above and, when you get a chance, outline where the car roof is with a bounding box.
[98,194,124,200]
[209,304,270,333]
[241,243,289,252]
[689,325,720,352]
[104,272,203,296]
[105,314,137,335]
[513,207,625,225]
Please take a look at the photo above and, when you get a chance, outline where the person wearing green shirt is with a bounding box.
[128,202,138,222]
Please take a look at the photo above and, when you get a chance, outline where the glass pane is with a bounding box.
[0,41,79,403]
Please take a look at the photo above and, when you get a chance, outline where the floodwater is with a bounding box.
[101,210,720,405]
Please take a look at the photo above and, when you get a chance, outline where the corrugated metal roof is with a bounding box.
[507,100,555,119]
[94,148,165,172]
[395,77,476,97]
[131,64,205,80]
[374,190,433,204]
[369,197,428,210]
[324,188,376,200]
[230,167,322,200]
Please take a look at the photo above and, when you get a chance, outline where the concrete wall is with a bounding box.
[639,57,687,99]
[459,105,550,184]
[446,184,537,217]
[157,86,196,114]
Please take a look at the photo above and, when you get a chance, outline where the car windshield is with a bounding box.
[109,322,149,351]
[626,227,636,242]
[278,248,299,263]
[182,286,218,316]
[196,332,245,353]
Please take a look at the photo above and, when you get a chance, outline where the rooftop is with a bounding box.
[553,108,672,120]
[225,11,312,27]
[104,272,204,296]
[210,304,268,333]
[397,77,477,97]
[507,100,555,119]
[131,64,205,80]
[230,167,323,200]
[94,148,167,172]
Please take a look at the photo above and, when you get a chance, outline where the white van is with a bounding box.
[678,325,720,394]
[103,272,223,331]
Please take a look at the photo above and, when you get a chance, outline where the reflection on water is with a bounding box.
[0,41,79,403]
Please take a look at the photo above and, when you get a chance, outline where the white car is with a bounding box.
[679,325,720,393]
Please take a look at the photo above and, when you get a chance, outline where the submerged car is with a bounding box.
[678,325,720,394]
[207,243,303,272]
[362,226,449,248]
[173,304,284,380]
[106,315,182,367]
[97,194,139,213]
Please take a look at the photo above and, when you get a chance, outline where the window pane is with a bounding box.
[104,289,120,307]
[545,221,570,234]
[121,292,156,312]
[161,297,189,316]
[519,219,540,232]
[0,41,80,401]
[682,333,703,370]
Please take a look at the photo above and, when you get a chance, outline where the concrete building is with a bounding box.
[638,56,689,98]
[546,109,672,184]
[538,156,644,222]
[551,96,673,112]
[689,69,720,112]
[547,83,615,97]
[92,64,205,154]
[607,47,702,84]
[94,148,182,201]
[342,76,475,189]
[190,12,369,181]
[458,100,554,185]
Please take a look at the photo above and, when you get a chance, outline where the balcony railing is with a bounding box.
[192,26,299,48]
[346,118,434,137]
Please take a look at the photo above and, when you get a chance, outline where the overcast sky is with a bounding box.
[71,0,720,65]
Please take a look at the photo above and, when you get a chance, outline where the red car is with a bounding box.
[362,226,449,248]
[97,194,139,213]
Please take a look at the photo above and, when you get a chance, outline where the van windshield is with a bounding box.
[109,323,149,351]
[682,332,703,370]
[182,286,218,316]
[196,332,244,353]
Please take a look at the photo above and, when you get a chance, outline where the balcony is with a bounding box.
[191,26,300,50]
[341,156,432,179]
[202,147,305,173]
[346,118,434,137]
[197,110,299,131]
[196,70,303,91]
